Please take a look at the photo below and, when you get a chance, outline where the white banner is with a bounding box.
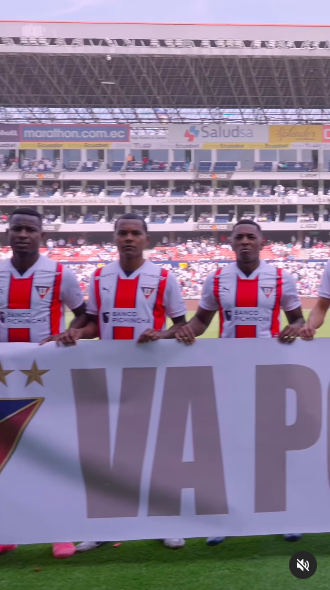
[0,339,329,544]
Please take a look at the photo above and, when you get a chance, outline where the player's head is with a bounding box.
[114,213,149,259]
[231,219,263,264]
[9,208,44,258]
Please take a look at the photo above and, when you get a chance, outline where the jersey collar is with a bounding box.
[235,260,264,280]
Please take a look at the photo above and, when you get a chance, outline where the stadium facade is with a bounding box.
[1,21,330,245]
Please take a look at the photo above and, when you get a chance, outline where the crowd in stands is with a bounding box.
[21,157,58,172]
[0,238,326,299]
[0,184,328,200]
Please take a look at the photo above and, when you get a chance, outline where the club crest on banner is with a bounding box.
[0,398,44,474]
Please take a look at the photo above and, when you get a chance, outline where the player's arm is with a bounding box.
[176,272,218,344]
[138,272,187,343]
[300,297,330,340]
[278,272,304,344]
[300,261,330,340]
[176,306,217,344]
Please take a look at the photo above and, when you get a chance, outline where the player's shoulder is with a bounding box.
[96,261,119,279]
[35,255,58,272]
[0,258,12,272]
[140,260,164,278]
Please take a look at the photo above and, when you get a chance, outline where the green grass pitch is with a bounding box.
[2,306,329,589]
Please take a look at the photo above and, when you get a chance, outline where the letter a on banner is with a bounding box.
[255,365,322,513]
[148,366,228,516]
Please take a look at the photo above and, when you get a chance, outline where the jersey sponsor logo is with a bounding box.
[233,307,270,325]
[102,312,110,324]
[141,286,156,299]
[0,310,48,327]
[112,309,149,326]
[261,286,274,298]
[35,285,51,299]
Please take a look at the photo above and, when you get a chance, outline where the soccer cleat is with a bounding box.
[206,537,226,546]
[76,541,110,553]
[163,538,185,549]
[284,534,303,542]
[52,542,76,559]
[0,544,17,555]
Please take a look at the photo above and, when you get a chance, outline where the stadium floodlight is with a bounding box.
[164,39,175,48]
[215,39,226,48]
[325,41,330,49]
[286,41,296,49]
[106,55,112,61]
[101,81,115,85]
[123,38,134,46]
[201,39,211,48]
[150,39,160,48]
[72,38,83,46]
[38,37,49,46]
[1,37,14,45]
[54,38,66,46]
[265,40,276,49]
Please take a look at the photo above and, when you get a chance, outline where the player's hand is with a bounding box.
[40,328,83,346]
[138,329,161,343]
[299,323,316,341]
[175,324,196,345]
[278,323,301,344]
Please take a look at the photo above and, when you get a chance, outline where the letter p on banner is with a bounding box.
[255,364,322,513]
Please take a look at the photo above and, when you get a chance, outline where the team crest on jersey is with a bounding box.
[141,287,156,299]
[35,286,51,299]
[261,287,274,298]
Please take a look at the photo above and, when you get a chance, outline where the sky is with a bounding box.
[1,0,330,25]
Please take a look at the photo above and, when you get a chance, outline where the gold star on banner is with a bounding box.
[0,362,13,386]
[20,361,49,387]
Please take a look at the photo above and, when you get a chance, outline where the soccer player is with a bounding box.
[175,219,304,545]
[44,212,187,551]
[299,260,330,339]
[0,207,86,559]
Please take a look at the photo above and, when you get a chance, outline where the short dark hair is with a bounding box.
[233,219,262,233]
[114,213,148,233]
[10,208,42,224]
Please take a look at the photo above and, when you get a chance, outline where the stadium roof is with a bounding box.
[2,21,330,127]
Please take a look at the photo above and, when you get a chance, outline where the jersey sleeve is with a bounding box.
[60,267,84,311]
[318,262,330,299]
[86,270,98,316]
[163,272,187,319]
[199,273,219,311]
[281,271,301,312]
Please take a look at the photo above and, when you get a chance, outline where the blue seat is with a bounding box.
[213,161,237,172]
[110,161,124,172]
[198,161,211,172]
[170,161,186,172]
[254,162,273,172]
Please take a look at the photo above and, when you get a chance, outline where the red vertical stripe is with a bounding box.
[213,268,223,337]
[8,275,33,342]
[113,276,139,340]
[94,267,102,311]
[50,263,63,336]
[271,268,283,337]
[153,269,168,331]
[235,276,259,338]
[94,267,103,338]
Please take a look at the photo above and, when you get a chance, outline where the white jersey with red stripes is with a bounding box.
[318,260,330,299]
[200,261,300,338]
[0,255,84,343]
[87,260,186,340]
